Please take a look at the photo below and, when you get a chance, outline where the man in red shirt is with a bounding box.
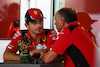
[31,7,98,67]
[3,8,57,61]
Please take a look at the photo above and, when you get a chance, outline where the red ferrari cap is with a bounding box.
[25,8,45,23]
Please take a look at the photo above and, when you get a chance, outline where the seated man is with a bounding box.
[3,8,57,61]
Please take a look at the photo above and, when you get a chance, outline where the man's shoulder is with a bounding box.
[45,29,57,40]
[67,25,79,32]
[44,29,57,35]
[12,30,22,39]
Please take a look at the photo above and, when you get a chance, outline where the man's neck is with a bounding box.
[30,32,42,44]
[63,22,69,29]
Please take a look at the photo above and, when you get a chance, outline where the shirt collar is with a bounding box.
[40,29,45,39]
[67,21,80,27]
[27,29,45,41]
[60,21,80,32]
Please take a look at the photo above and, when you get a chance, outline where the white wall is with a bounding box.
[20,0,29,30]
[0,40,11,62]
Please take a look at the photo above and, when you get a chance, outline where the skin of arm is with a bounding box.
[30,49,59,63]
[41,50,58,63]
[53,55,64,62]
[3,48,20,61]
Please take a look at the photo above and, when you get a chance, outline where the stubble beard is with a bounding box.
[35,27,43,35]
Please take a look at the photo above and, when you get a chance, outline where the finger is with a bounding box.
[30,50,37,56]
[30,49,41,56]
[39,52,44,59]
[30,51,33,56]
[40,54,43,59]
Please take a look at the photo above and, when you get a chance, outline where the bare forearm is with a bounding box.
[3,49,20,61]
[41,51,58,63]
[53,55,64,62]
[41,52,51,63]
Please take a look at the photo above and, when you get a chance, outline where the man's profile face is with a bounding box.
[55,14,62,32]
[26,18,43,34]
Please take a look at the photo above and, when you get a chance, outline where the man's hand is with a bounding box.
[30,49,49,59]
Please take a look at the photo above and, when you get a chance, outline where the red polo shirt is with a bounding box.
[7,29,57,52]
[51,21,97,67]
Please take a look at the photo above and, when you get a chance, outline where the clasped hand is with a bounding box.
[30,49,49,59]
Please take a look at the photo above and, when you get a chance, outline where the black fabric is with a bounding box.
[21,30,28,37]
[68,25,78,32]
[13,20,20,27]
[44,29,50,37]
[66,44,89,67]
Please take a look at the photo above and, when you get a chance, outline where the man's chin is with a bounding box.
[35,29,43,34]
[35,31,42,35]
[36,33,42,35]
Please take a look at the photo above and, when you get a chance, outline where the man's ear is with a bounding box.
[25,23,28,29]
[60,19,65,27]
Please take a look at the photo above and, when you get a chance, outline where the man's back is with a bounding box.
[65,22,97,67]
[51,21,97,67]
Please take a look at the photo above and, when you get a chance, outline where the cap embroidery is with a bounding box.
[34,10,38,15]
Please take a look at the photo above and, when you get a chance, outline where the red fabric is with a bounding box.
[7,29,57,52]
[51,21,97,67]
[6,22,19,38]
[28,8,43,20]
[77,12,97,31]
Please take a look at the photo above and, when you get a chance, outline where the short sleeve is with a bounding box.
[7,30,22,52]
[51,28,71,55]
[46,29,57,49]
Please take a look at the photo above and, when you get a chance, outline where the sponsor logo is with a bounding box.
[34,10,38,15]
[52,36,57,40]
[43,44,47,49]
[49,30,57,37]
[56,35,59,40]
[8,45,14,49]
[13,31,21,39]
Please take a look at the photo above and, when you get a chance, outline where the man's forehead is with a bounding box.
[29,18,43,22]
[34,18,43,20]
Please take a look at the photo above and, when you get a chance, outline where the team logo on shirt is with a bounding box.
[8,44,14,49]
[13,30,21,39]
